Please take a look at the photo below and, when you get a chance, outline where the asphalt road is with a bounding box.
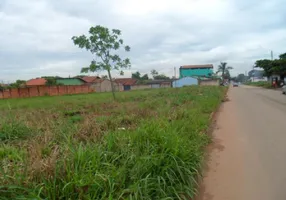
[197,85,286,200]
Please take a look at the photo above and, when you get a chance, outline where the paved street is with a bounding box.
[198,85,286,200]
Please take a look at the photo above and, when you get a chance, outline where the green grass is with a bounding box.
[0,86,226,200]
[245,81,272,88]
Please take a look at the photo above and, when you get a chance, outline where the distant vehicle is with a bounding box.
[233,82,239,87]
[283,85,286,94]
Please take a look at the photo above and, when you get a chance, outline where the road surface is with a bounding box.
[197,85,286,200]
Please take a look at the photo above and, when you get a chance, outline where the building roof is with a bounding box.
[26,78,47,86]
[180,64,214,69]
[81,76,101,83]
[146,80,173,84]
[56,78,86,86]
[115,78,137,85]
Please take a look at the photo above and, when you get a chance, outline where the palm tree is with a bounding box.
[217,62,233,79]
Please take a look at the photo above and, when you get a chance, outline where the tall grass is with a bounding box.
[0,86,226,199]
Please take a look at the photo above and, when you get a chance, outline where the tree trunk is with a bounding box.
[222,69,225,80]
[107,69,116,100]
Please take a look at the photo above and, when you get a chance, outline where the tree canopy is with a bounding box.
[8,80,26,88]
[131,71,149,80]
[255,53,286,79]
[150,69,170,80]
[216,62,233,79]
[72,25,131,100]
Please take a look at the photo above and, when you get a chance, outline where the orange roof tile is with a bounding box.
[115,78,137,85]
[81,76,101,83]
[26,78,47,86]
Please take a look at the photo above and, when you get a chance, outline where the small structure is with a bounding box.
[180,64,213,78]
[172,77,198,88]
[248,70,267,82]
[56,78,86,86]
[146,80,173,88]
[26,78,47,87]
[82,76,123,92]
[115,78,137,91]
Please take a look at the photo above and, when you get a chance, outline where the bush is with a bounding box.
[0,120,33,141]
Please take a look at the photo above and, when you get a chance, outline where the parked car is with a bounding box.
[283,85,286,94]
[233,82,239,87]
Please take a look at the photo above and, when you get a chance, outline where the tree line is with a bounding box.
[254,53,286,80]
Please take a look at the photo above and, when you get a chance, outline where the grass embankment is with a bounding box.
[0,86,226,200]
[245,81,272,88]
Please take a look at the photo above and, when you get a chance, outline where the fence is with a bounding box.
[0,85,94,99]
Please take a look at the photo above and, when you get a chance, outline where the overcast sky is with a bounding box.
[1,0,286,82]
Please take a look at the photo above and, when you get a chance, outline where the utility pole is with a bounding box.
[174,67,176,79]
[174,67,176,88]
[271,50,273,60]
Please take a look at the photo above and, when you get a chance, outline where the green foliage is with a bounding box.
[44,77,63,86]
[153,74,170,80]
[0,86,226,199]
[150,69,158,77]
[255,53,286,78]
[0,119,33,141]
[69,115,83,123]
[245,81,272,88]
[150,69,170,80]
[72,25,131,100]
[132,71,149,81]
[45,78,57,86]
[254,59,273,77]
[8,80,26,89]
[216,62,233,79]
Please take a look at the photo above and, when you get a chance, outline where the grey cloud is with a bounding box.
[0,0,286,82]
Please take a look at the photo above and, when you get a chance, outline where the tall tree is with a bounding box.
[9,80,26,88]
[153,74,170,80]
[254,59,273,77]
[45,78,58,86]
[141,74,149,80]
[217,62,233,79]
[132,71,141,80]
[72,25,131,100]
[150,69,159,78]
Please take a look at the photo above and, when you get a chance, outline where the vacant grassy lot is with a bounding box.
[0,86,226,200]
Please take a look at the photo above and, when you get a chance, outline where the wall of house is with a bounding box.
[131,84,152,90]
[90,80,124,92]
[173,77,198,88]
[199,79,220,86]
[180,68,213,78]
[160,83,172,88]
[0,85,94,99]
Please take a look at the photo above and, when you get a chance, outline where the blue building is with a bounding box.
[172,77,198,88]
[180,64,213,78]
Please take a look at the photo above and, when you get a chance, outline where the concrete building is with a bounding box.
[172,77,198,88]
[82,76,123,92]
[180,64,214,78]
